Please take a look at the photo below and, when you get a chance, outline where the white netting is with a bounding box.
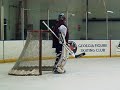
[8,30,56,76]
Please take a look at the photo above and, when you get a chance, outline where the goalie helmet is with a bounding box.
[58,13,66,21]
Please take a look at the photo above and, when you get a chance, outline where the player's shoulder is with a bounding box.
[59,25,67,29]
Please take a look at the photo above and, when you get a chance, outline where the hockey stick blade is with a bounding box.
[75,52,85,58]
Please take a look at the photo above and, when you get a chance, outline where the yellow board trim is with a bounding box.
[0,55,120,63]
[0,58,16,63]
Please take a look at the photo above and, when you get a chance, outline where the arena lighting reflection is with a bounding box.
[88,12,92,14]
[107,10,114,13]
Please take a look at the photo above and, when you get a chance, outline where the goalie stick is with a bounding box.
[42,21,85,58]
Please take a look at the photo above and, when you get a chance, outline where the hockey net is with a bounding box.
[8,30,56,76]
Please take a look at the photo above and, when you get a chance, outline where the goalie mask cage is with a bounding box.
[8,30,55,76]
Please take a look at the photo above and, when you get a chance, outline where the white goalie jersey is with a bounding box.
[58,25,67,36]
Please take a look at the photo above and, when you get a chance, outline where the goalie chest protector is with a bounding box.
[52,20,69,48]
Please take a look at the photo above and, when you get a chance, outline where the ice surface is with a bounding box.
[1,58,120,90]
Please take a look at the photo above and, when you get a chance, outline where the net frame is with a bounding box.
[8,30,54,76]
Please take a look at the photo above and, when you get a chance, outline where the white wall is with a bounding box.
[0,41,3,60]
[0,40,120,63]
[0,40,24,61]
[111,40,120,56]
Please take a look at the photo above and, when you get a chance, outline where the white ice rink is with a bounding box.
[1,58,120,90]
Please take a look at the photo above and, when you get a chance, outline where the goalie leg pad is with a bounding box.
[53,52,67,74]
[55,50,68,68]
[53,66,66,74]
[53,33,68,74]
[53,53,67,74]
